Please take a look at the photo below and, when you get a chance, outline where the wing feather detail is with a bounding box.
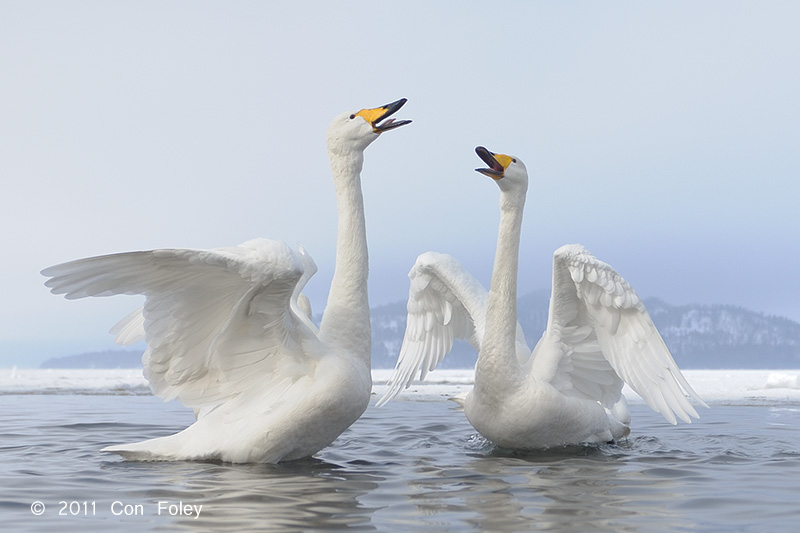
[377,252,489,406]
[43,238,321,411]
[533,244,707,424]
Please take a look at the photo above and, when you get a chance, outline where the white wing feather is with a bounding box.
[109,306,146,346]
[42,238,322,412]
[380,251,537,405]
[377,252,488,406]
[533,244,707,424]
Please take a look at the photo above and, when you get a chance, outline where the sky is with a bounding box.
[2,1,799,366]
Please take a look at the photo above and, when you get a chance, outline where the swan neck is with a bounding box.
[478,191,525,378]
[319,151,371,365]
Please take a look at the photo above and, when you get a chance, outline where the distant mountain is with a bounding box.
[40,295,800,369]
[644,298,800,368]
[39,350,143,369]
[371,293,800,369]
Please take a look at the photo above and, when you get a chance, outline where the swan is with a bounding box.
[378,146,706,449]
[42,99,411,463]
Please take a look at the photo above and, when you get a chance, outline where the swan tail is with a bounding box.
[448,391,468,409]
[101,434,180,461]
[100,430,204,461]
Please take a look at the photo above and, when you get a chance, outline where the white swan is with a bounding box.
[42,99,411,463]
[378,146,706,449]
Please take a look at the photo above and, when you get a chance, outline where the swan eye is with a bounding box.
[349,114,356,120]
[512,158,517,163]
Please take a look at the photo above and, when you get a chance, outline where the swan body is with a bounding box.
[43,99,411,463]
[379,147,706,449]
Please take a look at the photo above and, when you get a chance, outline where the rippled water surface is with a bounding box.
[2,394,800,531]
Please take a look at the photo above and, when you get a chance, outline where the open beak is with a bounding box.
[475,146,512,180]
[355,98,412,133]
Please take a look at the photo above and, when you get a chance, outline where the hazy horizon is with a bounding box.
[5,290,800,369]
[3,2,799,364]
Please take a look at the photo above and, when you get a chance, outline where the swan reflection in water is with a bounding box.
[102,456,384,531]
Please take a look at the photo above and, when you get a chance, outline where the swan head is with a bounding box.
[474,146,528,195]
[327,98,411,154]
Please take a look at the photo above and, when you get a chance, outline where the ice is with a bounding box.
[371,369,800,406]
[0,367,149,395]
[1,368,800,405]
[663,370,800,405]
[765,372,800,390]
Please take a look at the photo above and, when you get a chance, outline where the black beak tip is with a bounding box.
[386,98,407,114]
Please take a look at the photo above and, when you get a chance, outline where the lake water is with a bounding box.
[1,369,800,531]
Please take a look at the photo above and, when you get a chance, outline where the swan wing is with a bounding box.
[533,244,706,424]
[42,238,323,412]
[377,252,489,406]
[290,244,319,333]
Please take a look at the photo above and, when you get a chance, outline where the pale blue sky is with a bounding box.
[2,1,799,365]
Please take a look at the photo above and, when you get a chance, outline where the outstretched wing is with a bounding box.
[42,238,323,412]
[108,243,319,345]
[378,252,527,406]
[532,244,707,424]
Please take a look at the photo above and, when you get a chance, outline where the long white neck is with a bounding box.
[476,189,526,388]
[319,149,371,365]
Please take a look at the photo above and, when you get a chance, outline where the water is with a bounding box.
[2,387,800,532]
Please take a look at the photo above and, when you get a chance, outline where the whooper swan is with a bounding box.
[43,99,411,463]
[378,146,706,449]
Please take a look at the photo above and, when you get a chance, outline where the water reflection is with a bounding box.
[98,451,385,531]
[393,442,691,531]
[4,394,800,532]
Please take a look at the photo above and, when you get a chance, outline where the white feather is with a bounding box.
[42,100,411,462]
[381,150,706,449]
